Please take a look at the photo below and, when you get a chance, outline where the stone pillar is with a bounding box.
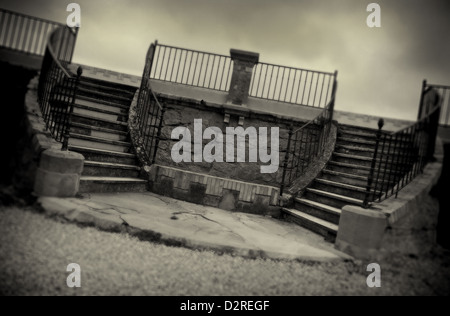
[34,149,84,197]
[335,205,388,259]
[227,49,259,106]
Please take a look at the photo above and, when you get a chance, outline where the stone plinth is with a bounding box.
[227,49,259,106]
[34,148,84,197]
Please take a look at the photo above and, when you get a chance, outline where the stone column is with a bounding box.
[34,148,84,197]
[227,49,259,106]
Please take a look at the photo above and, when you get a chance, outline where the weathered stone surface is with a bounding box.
[153,101,295,186]
[34,168,80,197]
[39,148,85,174]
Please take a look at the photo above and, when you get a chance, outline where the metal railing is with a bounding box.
[150,43,233,92]
[37,26,81,149]
[0,8,75,57]
[250,64,337,107]
[280,77,338,196]
[363,80,444,206]
[133,42,165,167]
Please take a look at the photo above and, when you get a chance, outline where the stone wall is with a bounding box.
[154,94,313,187]
[148,164,280,217]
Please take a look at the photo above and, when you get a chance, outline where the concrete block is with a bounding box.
[39,148,84,174]
[335,205,388,259]
[34,168,80,197]
[33,148,84,197]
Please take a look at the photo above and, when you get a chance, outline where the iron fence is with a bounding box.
[250,64,337,107]
[37,26,81,149]
[280,77,338,196]
[150,43,233,92]
[133,42,165,167]
[0,8,76,58]
[363,80,445,206]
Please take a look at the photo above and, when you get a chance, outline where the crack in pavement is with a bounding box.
[172,211,246,243]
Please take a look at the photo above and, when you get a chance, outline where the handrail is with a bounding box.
[46,30,72,77]
[280,77,337,196]
[363,80,444,206]
[37,26,81,149]
[292,95,335,134]
[130,41,166,169]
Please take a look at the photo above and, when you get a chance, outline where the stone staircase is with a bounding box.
[67,76,148,193]
[281,124,399,242]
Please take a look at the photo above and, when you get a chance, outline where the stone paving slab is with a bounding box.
[38,191,350,262]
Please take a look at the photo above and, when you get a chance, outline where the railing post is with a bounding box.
[152,103,166,165]
[363,118,384,208]
[280,128,293,197]
[417,80,427,120]
[329,71,338,122]
[62,66,82,151]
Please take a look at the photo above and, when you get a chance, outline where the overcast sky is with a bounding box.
[1,0,449,121]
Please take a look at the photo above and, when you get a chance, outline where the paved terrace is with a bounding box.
[38,192,349,261]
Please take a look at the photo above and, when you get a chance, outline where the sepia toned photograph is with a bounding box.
[0,0,449,299]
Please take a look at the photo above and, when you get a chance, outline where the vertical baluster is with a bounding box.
[364,118,384,208]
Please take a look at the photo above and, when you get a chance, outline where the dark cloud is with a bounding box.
[1,0,449,121]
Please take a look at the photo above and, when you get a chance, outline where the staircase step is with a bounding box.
[312,178,368,201]
[322,169,370,187]
[75,98,128,114]
[79,76,137,94]
[337,136,376,148]
[335,144,375,157]
[68,145,137,165]
[73,105,127,122]
[79,176,148,193]
[339,124,380,136]
[83,161,141,178]
[69,133,131,153]
[304,188,364,209]
[327,160,372,176]
[77,87,131,105]
[76,94,131,109]
[294,198,341,225]
[282,208,338,241]
[71,122,128,142]
[332,152,373,167]
[71,112,128,132]
[79,80,135,97]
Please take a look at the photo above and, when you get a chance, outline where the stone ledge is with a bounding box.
[148,164,281,216]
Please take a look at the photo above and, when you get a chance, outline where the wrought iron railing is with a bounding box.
[37,26,81,149]
[149,42,337,108]
[363,80,445,206]
[150,43,233,92]
[131,42,165,168]
[250,65,337,107]
[0,8,75,57]
[280,77,338,196]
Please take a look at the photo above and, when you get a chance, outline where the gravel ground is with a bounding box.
[1,205,449,296]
